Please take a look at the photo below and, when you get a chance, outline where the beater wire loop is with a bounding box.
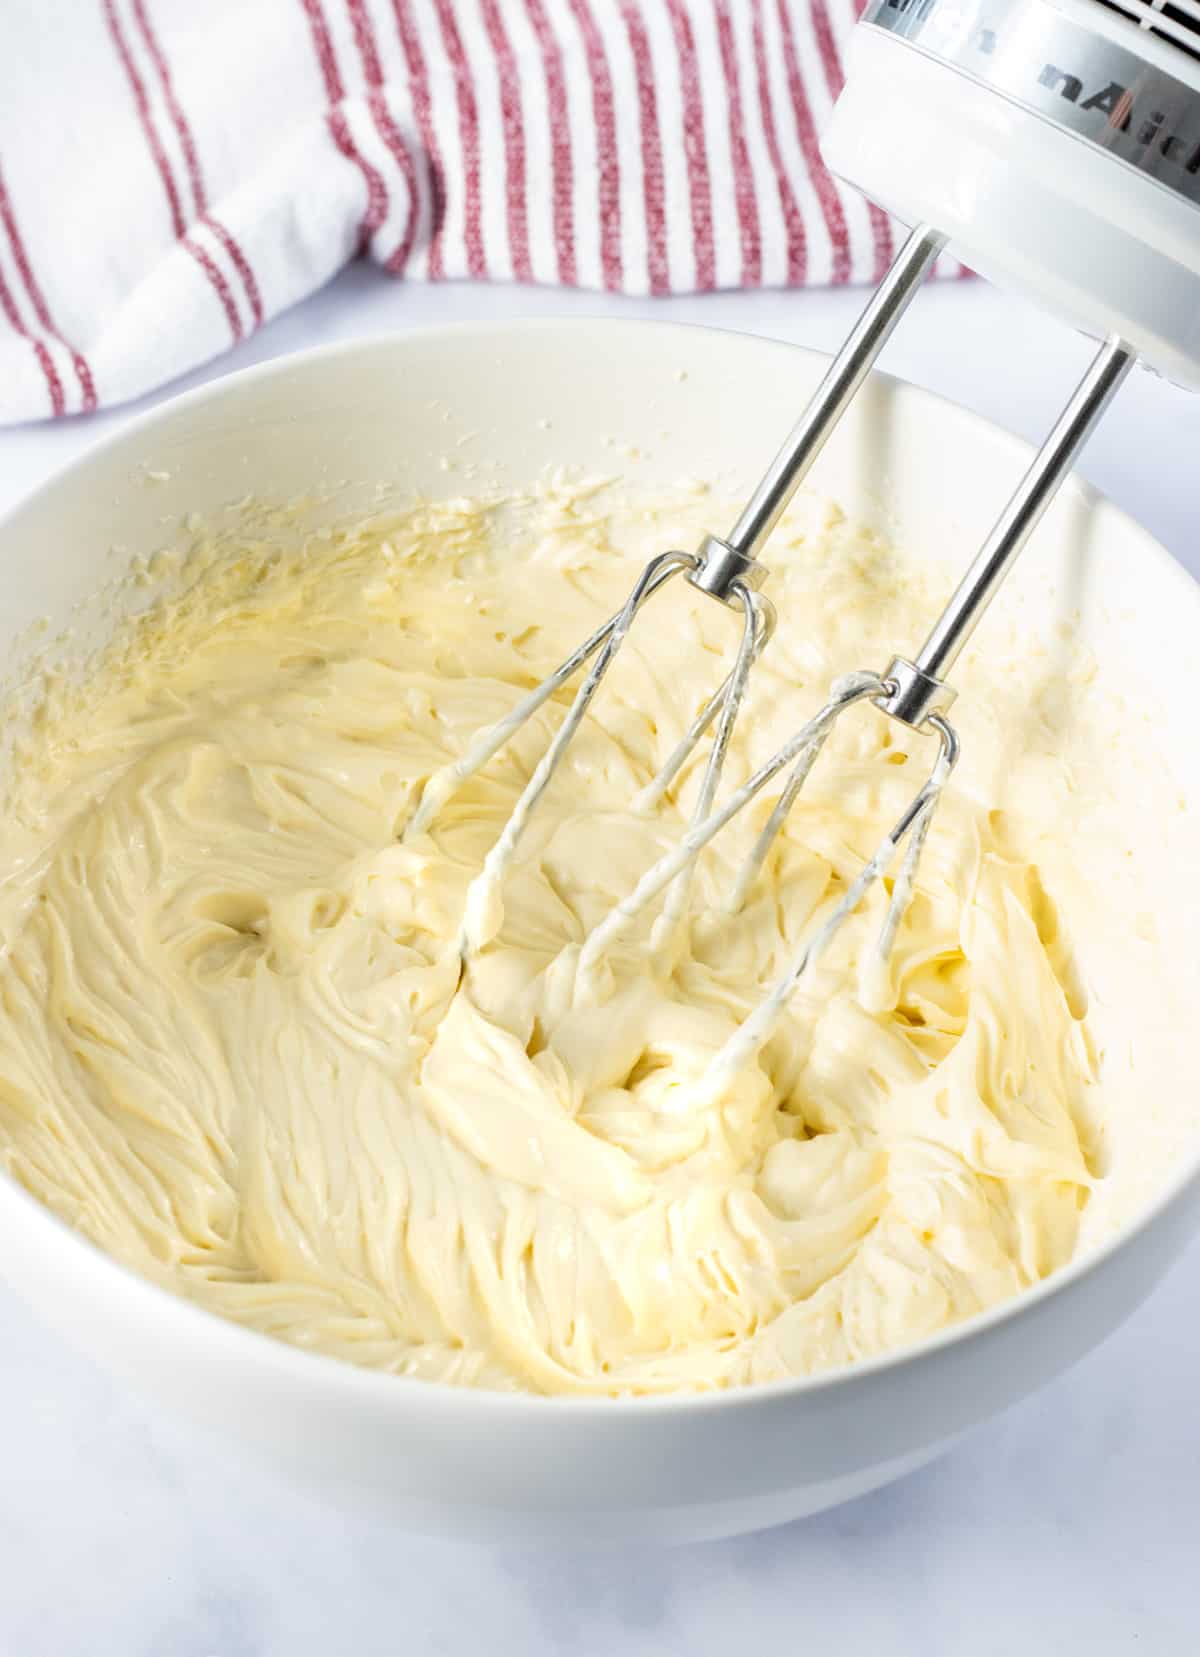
[651,583,776,950]
[577,672,886,980]
[700,713,960,1093]
[633,588,776,813]
[456,549,701,952]
[404,552,695,843]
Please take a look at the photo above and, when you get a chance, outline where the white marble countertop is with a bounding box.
[1,269,1198,1655]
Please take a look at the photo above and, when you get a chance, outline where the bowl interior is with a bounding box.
[1,316,1198,1371]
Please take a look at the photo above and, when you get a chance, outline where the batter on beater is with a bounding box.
[0,482,1098,1394]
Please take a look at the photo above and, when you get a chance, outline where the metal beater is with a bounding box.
[579,327,1133,1089]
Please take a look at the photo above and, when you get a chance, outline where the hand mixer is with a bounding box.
[409,0,1200,1087]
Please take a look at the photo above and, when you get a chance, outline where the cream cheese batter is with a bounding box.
[0,484,1100,1393]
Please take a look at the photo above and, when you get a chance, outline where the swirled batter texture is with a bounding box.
[0,487,1099,1393]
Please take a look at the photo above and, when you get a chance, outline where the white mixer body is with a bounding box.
[822,0,1200,389]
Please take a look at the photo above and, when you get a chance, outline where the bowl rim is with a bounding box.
[2,313,1198,1418]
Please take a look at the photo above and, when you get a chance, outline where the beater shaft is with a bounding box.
[878,335,1136,728]
[690,225,947,604]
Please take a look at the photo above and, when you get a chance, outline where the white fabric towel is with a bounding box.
[0,0,960,424]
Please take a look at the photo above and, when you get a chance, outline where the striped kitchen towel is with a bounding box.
[0,0,956,424]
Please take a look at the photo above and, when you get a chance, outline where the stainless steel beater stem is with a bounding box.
[689,224,946,604]
[879,335,1136,727]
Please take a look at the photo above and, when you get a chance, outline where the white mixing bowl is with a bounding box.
[0,320,1197,1544]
